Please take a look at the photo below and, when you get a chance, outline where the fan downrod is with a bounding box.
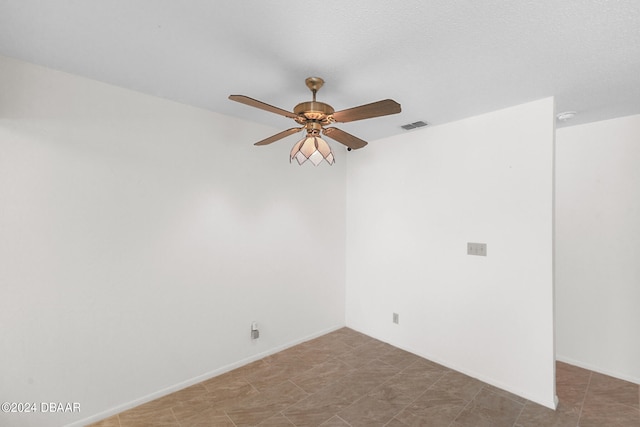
[293,77,334,125]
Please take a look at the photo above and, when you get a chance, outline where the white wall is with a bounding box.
[555,114,640,384]
[345,98,556,408]
[0,54,569,425]
[0,56,346,427]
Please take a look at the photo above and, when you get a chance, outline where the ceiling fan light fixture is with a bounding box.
[230,76,401,163]
[290,134,335,166]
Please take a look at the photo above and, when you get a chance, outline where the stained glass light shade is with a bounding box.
[290,134,335,166]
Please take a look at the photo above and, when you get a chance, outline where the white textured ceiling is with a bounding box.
[1,0,639,143]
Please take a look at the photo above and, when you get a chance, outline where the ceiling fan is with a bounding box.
[229,77,401,165]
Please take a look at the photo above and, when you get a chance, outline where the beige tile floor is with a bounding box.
[89,327,640,426]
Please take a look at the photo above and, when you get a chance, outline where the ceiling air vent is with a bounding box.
[401,121,428,130]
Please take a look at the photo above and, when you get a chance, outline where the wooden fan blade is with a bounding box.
[323,127,368,150]
[332,99,401,123]
[254,127,303,146]
[229,95,297,119]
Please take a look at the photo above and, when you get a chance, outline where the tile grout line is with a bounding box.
[260,338,378,425]
[279,410,298,426]
[511,398,528,427]
[262,379,311,425]
[383,416,402,427]
[484,385,529,406]
[333,414,354,426]
[609,399,640,411]
[224,412,238,427]
[363,355,448,426]
[287,378,309,395]
[282,337,403,426]
[169,406,181,427]
[583,371,640,412]
[374,356,444,425]
[576,372,640,413]
[275,341,373,422]
[284,335,361,426]
[383,367,451,426]
[258,378,315,425]
[330,354,412,420]
[445,381,486,427]
[576,370,593,427]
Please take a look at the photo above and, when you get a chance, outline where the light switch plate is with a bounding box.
[467,242,487,256]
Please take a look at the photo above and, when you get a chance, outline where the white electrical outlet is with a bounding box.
[393,313,399,324]
[251,322,259,339]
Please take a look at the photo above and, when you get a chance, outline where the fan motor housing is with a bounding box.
[294,101,335,125]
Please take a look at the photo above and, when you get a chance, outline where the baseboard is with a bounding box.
[555,354,640,385]
[66,324,344,427]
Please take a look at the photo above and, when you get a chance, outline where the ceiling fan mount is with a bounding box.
[229,77,401,164]
[304,76,325,92]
